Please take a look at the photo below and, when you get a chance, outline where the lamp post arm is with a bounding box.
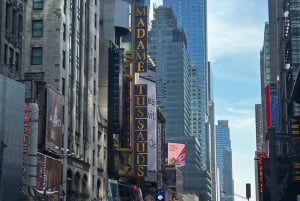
[223,191,249,200]
[233,193,248,200]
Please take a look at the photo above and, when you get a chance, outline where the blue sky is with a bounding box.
[151,0,268,200]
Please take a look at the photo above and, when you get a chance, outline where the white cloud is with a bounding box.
[207,0,267,60]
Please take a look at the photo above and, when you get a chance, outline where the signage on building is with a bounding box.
[257,152,267,196]
[265,85,271,130]
[139,76,157,181]
[45,87,63,154]
[133,84,148,177]
[134,6,147,73]
[155,189,165,201]
[270,83,279,132]
[167,143,186,167]
[265,83,279,132]
[290,117,300,182]
[133,5,148,177]
[21,103,29,197]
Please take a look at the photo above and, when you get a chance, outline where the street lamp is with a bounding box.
[223,191,249,200]
[223,183,251,201]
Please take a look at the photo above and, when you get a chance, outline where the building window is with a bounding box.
[15,52,19,71]
[93,104,95,117]
[4,44,8,64]
[94,58,96,72]
[33,0,43,10]
[93,127,95,142]
[92,150,95,166]
[18,15,23,38]
[12,9,17,34]
[31,47,42,65]
[9,48,14,65]
[32,20,43,37]
[64,0,67,14]
[94,13,97,28]
[92,175,95,192]
[5,4,10,29]
[63,24,66,41]
[62,50,66,68]
[62,78,65,95]
[94,80,96,95]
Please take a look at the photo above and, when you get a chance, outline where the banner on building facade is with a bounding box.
[36,153,62,200]
[45,86,63,154]
[138,76,157,181]
[167,143,186,167]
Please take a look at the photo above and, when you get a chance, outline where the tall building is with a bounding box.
[0,75,25,200]
[162,1,213,199]
[23,0,108,200]
[163,0,208,154]
[255,1,300,201]
[216,120,233,201]
[259,23,270,152]
[167,136,202,197]
[163,0,207,68]
[256,23,270,201]
[208,62,217,201]
[0,0,25,80]
[148,5,209,198]
[148,6,191,138]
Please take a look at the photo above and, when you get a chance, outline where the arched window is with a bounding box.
[82,174,88,194]
[74,172,81,192]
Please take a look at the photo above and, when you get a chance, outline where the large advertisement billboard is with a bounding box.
[138,76,157,181]
[45,87,63,154]
[167,143,186,167]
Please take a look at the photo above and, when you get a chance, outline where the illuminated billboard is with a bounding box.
[167,143,186,167]
[265,83,279,132]
[45,87,63,154]
[265,85,271,131]
[256,152,267,200]
[269,83,279,132]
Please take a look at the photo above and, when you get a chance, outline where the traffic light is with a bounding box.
[246,183,251,200]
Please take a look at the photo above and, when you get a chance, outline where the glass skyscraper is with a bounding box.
[163,0,210,171]
[148,6,191,138]
[216,120,234,201]
[162,1,213,199]
[163,0,207,68]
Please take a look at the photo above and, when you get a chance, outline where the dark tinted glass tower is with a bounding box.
[148,6,191,139]
[163,0,212,199]
[216,120,234,201]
